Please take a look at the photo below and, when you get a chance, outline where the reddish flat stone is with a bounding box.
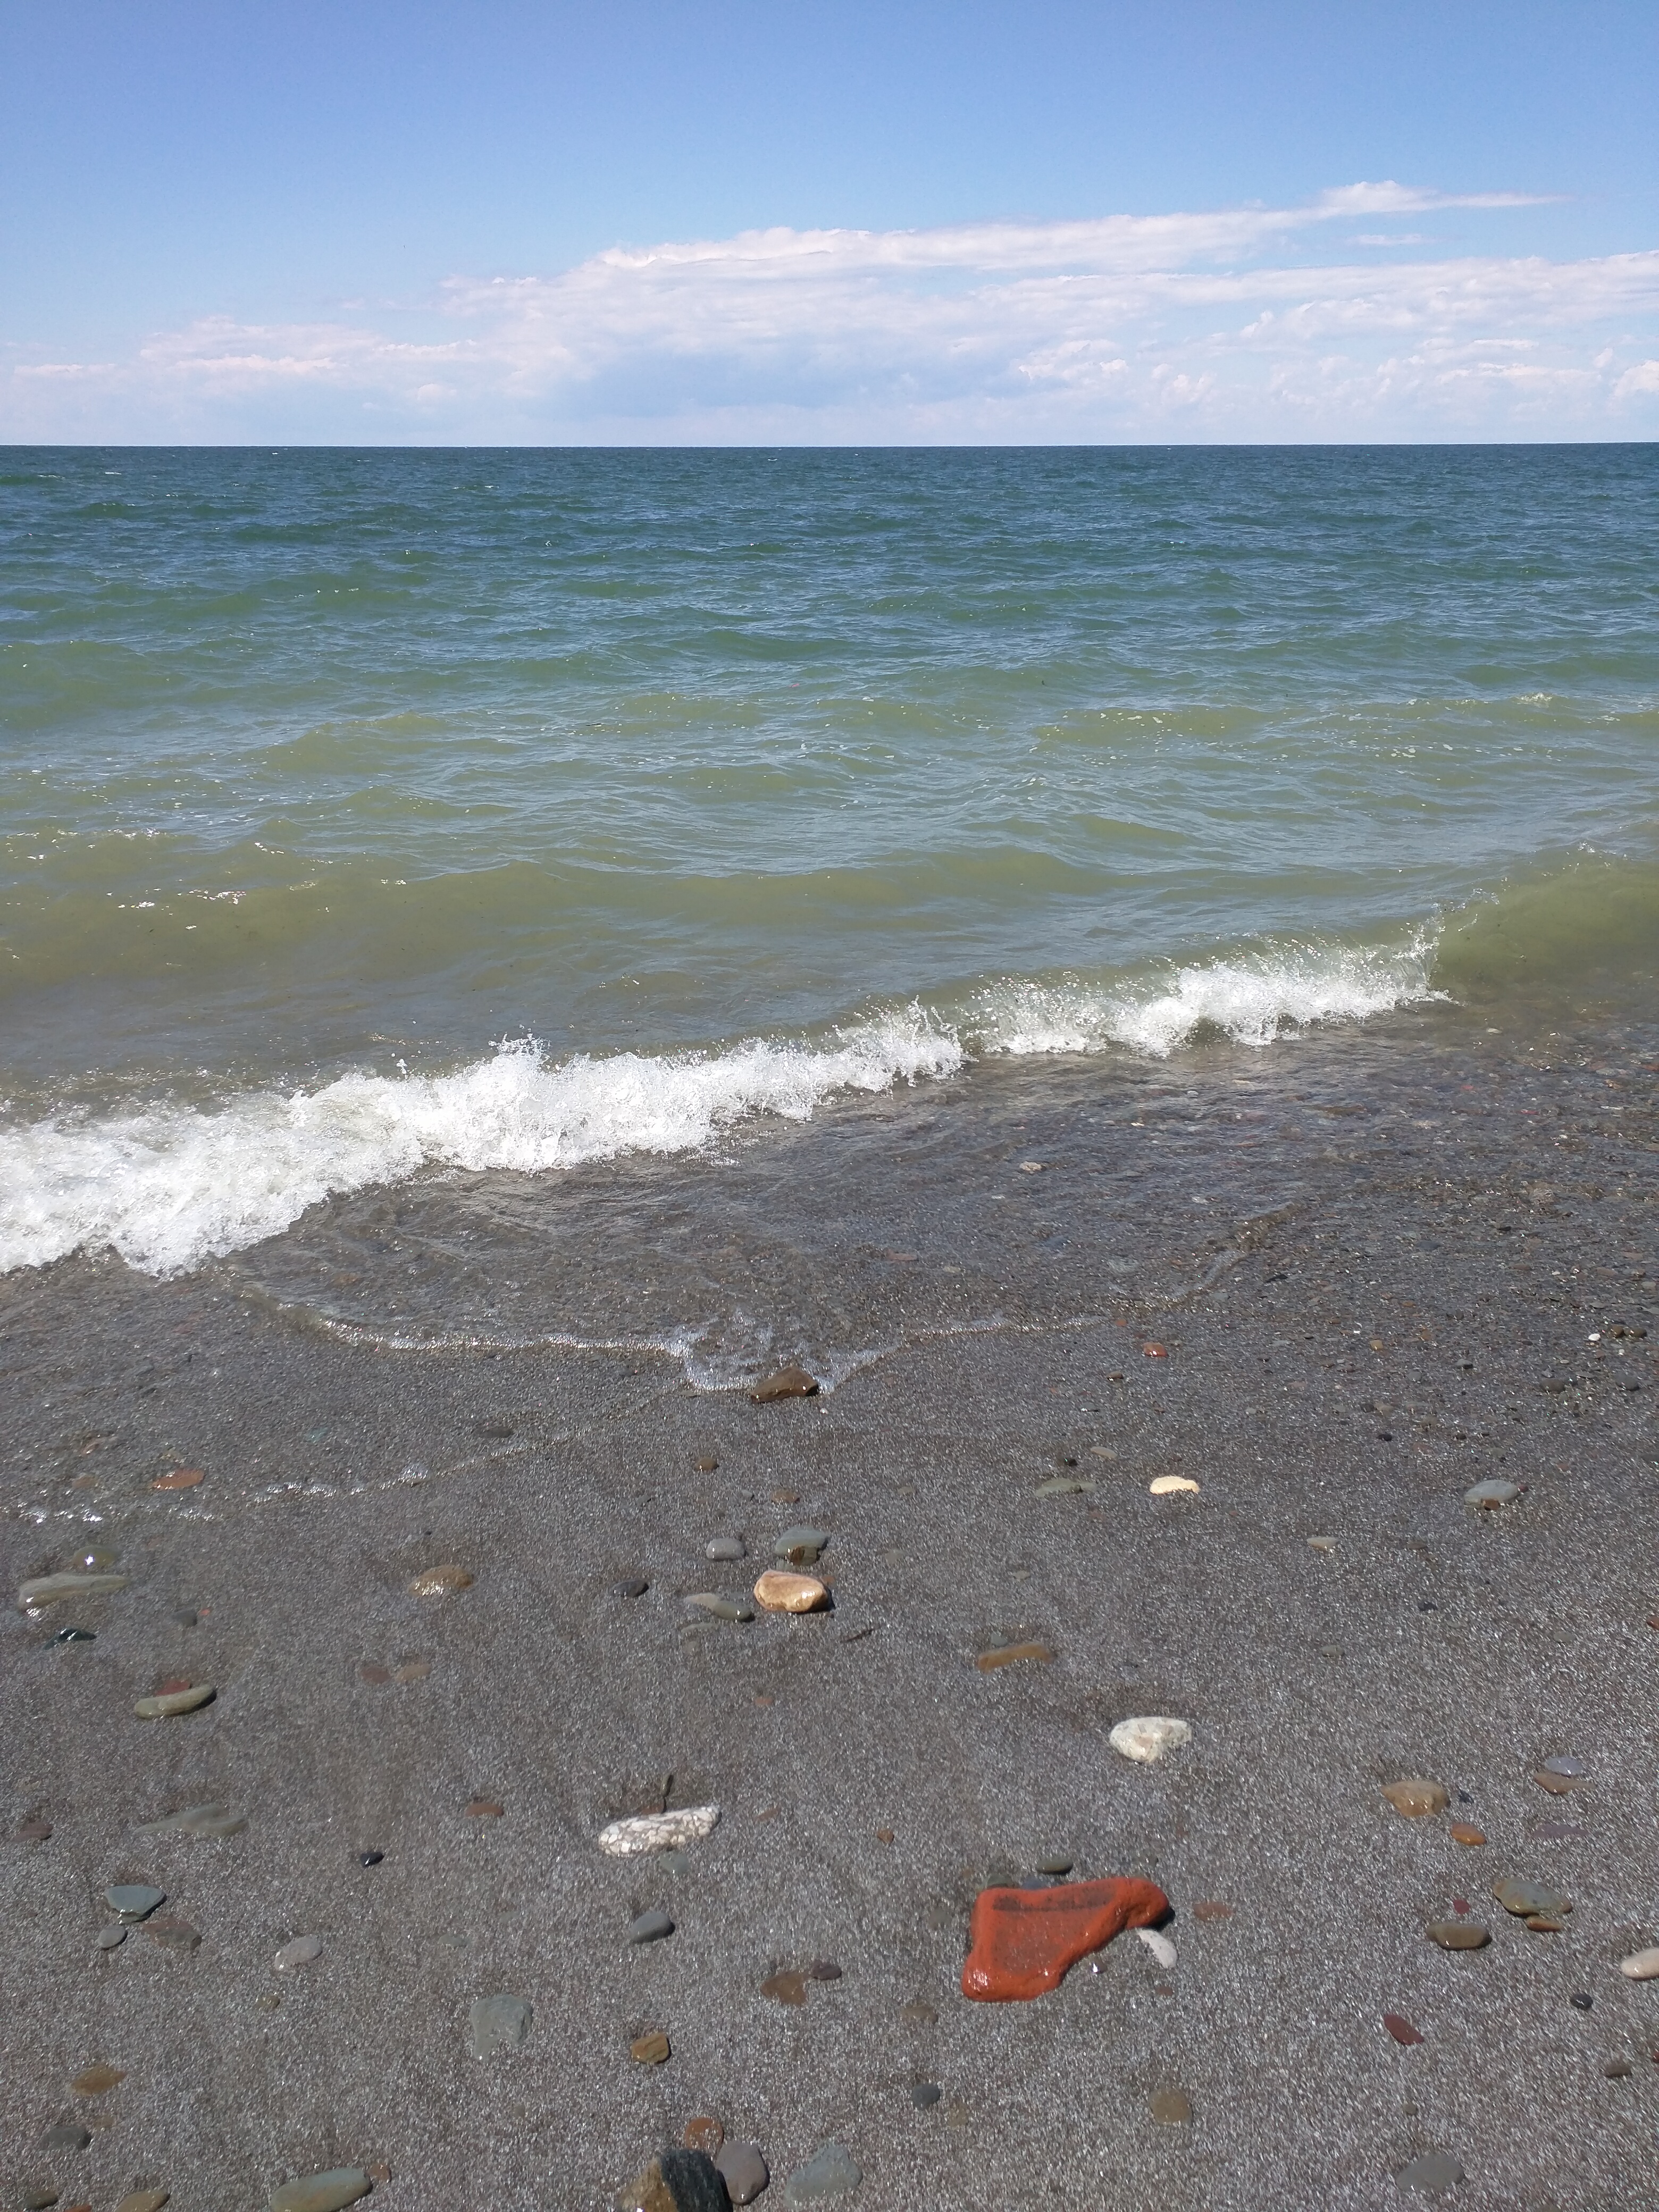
[1384,2012,1424,2046]
[961,1877,1169,2001]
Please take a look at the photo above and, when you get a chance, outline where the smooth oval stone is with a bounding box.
[963,1875,1170,2000]
[269,2171,371,2212]
[1148,1474,1200,1495]
[1395,2149,1464,2196]
[623,2151,725,2210]
[626,1908,675,1944]
[630,2029,671,2064]
[755,1570,828,1613]
[105,1884,165,1920]
[117,2192,170,2212]
[19,1572,128,1607]
[133,1684,214,1719]
[1428,1922,1490,1950]
[598,1805,720,1856]
[705,1537,747,1561]
[467,1992,531,2058]
[975,1641,1054,1671]
[1619,1946,1659,1980]
[749,1367,819,1403]
[1109,1716,1192,1764]
[782,2142,861,2203]
[1033,1476,1093,1497]
[137,1802,246,1839]
[1465,1479,1521,1507]
[1541,1756,1586,1777]
[1036,1854,1074,1876]
[683,1594,754,1622]
[55,1625,96,1643]
[44,2122,92,2151]
[274,1934,322,1971]
[616,1577,649,1599]
[72,2064,126,2094]
[910,2081,942,2109]
[95,1924,129,1950]
[1381,1777,1449,1817]
[1494,1879,1571,1918]
[409,1564,473,1596]
[715,2143,770,2205]
[774,1526,830,1564]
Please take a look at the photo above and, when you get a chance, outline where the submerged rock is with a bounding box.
[749,1368,819,1404]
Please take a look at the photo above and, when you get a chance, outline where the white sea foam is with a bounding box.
[0,934,1442,1279]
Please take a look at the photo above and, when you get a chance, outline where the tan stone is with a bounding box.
[753,1570,827,1613]
[410,1564,473,1597]
[1427,1922,1490,1950]
[133,1684,215,1720]
[1449,1822,1487,1846]
[117,2194,170,2212]
[72,2064,126,2095]
[630,2030,671,2064]
[1381,1777,1449,1817]
[975,1641,1054,1671]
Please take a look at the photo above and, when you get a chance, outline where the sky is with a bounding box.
[2,0,1656,445]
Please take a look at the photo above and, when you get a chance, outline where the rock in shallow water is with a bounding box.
[268,2172,371,2212]
[683,1594,754,1622]
[1109,1716,1191,1763]
[705,1537,747,1561]
[774,1527,830,1565]
[1493,1880,1571,1920]
[409,1564,473,1597]
[962,1876,1169,2000]
[599,1806,720,1856]
[782,2142,861,2202]
[136,1803,246,1839]
[467,1993,531,2057]
[118,2192,170,2212]
[1465,1479,1521,1509]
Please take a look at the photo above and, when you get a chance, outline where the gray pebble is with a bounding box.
[911,2081,943,2108]
[706,1536,747,1561]
[683,1593,754,1622]
[1541,1755,1586,1777]
[1396,2149,1464,2196]
[95,1924,129,1950]
[43,2123,91,2152]
[775,1526,830,1565]
[626,1908,675,1944]
[715,2142,770,2205]
[467,1991,532,2058]
[1465,1479,1521,1507]
[104,1883,165,1920]
[616,1578,649,1600]
[782,2141,861,2202]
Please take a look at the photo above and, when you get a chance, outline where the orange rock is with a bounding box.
[753,1570,827,1613]
[974,1642,1054,1671]
[961,1876,1169,2001]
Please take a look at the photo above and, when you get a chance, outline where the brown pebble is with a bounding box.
[682,2117,723,2155]
[1149,2088,1192,2123]
[1606,2060,1634,2079]
[1381,1777,1450,1818]
[72,2064,126,2096]
[694,1457,719,1473]
[631,2030,671,2065]
[1526,1914,1566,1933]
[876,1827,895,1844]
[365,2168,392,2187]
[1193,1900,1234,1922]
[16,1816,52,1842]
[772,1489,800,1504]
[1535,1770,1582,1796]
[151,1467,204,1490]
[358,1662,392,1685]
[1449,1822,1487,1846]
[410,1564,473,1597]
[1427,1922,1490,1950]
[753,1570,828,1613]
[761,1970,808,2007]
[974,1641,1054,1671]
[1142,1343,1169,1359]
[1384,2012,1424,2046]
[748,1366,819,1404]
[466,1799,505,1819]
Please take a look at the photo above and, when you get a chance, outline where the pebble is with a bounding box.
[133,1685,215,1720]
[267,2171,371,2212]
[1449,1823,1487,1847]
[631,2029,672,2065]
[714,2143,769,2206]
[616,1578,649,1599]
[1307,1536,1337,1553]
[1395,2150,1463,2196]
[1534,1769,1583,1796]
[1381,1778,1449,1817]
[467,1798,505,1818]
[359,1850,384,1866]
[71,2064,126,2094]
[975,1642,1053,1671]
[144,1914,201,1955]
[1606,2059,1634,2078]
[1570,1991,1593,2010]
[684,1593,755,1622]
[467,1993,532,2058]
[1465,1479,1521,1508]
[105,1885,165,1920]
[274,1934,323,1972]
[1036,1854,1073,1876]
[963,1874,1169,2000]
[620,2150,726,2211]
[705,1537,747,1561]
[409,1564,473,1596]
[1149,1474,1200,1496]
[1542,1756,1587,1777]
[1619,1947,1659,1980]
[137,1803,247,1839]
[1136,1927,1177,1969]
[95,1926,128,1950]
[749,1367,819,1403]
[627,1909,675,1944]
[1493,1880,1571,1920]
[1427,1923,1490,1950]
[151,1467,205,1490]
[1384,2013,1424,2046]
[17,1814,53,1839]
[774,1527,830,1565]
[54,1627,95,1644]
[1033,1477,1093,1497]
[762,1968,808,2006]
[1149,2089,1192,2124]
[682,2119,723,2155]
[910,2082,942,2109]
[695,1456,720,1472]
[118,2193,170,2212]
[1109,1716,1192,1763]
[19,1572,129,1607]
[599,1806,720,1856]
[43,2124,91,2152]
[782,2142,861,2202]
[754,1570,828,1613]
[1142,1343,1168,1359]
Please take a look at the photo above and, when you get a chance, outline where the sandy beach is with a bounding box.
[4,1020,1657,2210]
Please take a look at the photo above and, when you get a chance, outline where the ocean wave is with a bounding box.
[0,933,1443,1278]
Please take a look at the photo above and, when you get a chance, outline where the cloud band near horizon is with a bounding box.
[7,182,1658,443]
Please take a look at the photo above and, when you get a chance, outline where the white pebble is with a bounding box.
[274,1934,323,1971]
[597,1805,720,1857]
[1149,1475,1199,1496]
[1307,1535,1336,1553]
[1109,1715,1192,1764]
[1137,1926,1177,1969]
[1620,1947,1659,1980]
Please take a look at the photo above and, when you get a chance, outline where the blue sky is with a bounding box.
[3,0,1656,442]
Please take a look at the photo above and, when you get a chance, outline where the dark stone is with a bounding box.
[1395,2150,1463,2196]
[359,1850,384,1866]
[1570,1992,1594,2010]
[714,2143,768,2206]
[807,1958,842,1980]
[910,2082,942,2108]
[621,2148,728,2211]
[54,1626,95,1643]
[617,1578,650,1599]
[627,1909,675,1944]
[43,2124,91,2152]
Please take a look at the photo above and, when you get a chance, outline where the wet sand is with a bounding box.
[4,1024,1658,2210]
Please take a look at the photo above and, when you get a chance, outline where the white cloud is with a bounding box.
[5,183,1656,443]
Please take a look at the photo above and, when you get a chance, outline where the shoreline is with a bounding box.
[4,1020,1657,2209]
